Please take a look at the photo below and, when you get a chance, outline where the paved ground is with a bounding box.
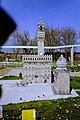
[0,67,27,78]
[70,72,80,77]
[0,67,13,76]
[6,67,25,76]
[0,81,78,105]
[75,89,80,91]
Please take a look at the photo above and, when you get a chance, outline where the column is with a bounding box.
[71,47,74,66]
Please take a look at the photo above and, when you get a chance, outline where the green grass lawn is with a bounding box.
[0,75,22,80]
[9,59,22,62]
[70,76,80,89]
[67,66,80,72]
[3,96,80,120]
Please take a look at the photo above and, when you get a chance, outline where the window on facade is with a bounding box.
[35,75,38,78]
[44,79,47,83]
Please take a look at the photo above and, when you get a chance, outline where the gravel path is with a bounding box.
[0,82,78,105]
[0,67,13,76]
[70,72,80,77]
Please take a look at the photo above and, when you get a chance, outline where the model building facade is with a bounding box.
[22,20,52,83]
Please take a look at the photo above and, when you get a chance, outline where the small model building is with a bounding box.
[54,55,70,94]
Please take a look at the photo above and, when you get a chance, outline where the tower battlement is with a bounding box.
[22,55,52,63]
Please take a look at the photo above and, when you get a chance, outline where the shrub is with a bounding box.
[20,97,22,100]
[67,66,80,72]
[19,72,22,79]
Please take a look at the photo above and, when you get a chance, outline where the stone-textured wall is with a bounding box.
[22,55,52,83]
[54,69,70,94]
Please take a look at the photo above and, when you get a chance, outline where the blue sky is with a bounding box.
[1,0,80,50]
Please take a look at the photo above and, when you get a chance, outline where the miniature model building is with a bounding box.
[22,20,52,83]
[53,55,70,94]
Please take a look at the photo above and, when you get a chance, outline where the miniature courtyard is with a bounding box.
[0,81,78,105]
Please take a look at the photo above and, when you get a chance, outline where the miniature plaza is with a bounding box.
[0,80,78,105]
[0,20,79,105]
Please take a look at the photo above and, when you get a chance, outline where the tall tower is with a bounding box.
[37,18,45,55]
[22,19,52,84]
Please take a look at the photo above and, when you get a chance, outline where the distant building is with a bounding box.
[22,19,52,83]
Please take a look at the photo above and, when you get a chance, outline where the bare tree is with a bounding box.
[11,30,30,53]
[61,27,78,60]
[30,36,37,54]
[44,25,78,60]
[61,27,77,45]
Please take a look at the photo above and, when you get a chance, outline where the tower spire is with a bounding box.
[40,17,42,23]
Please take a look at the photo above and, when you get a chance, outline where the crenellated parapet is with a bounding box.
[22,55,52,63]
